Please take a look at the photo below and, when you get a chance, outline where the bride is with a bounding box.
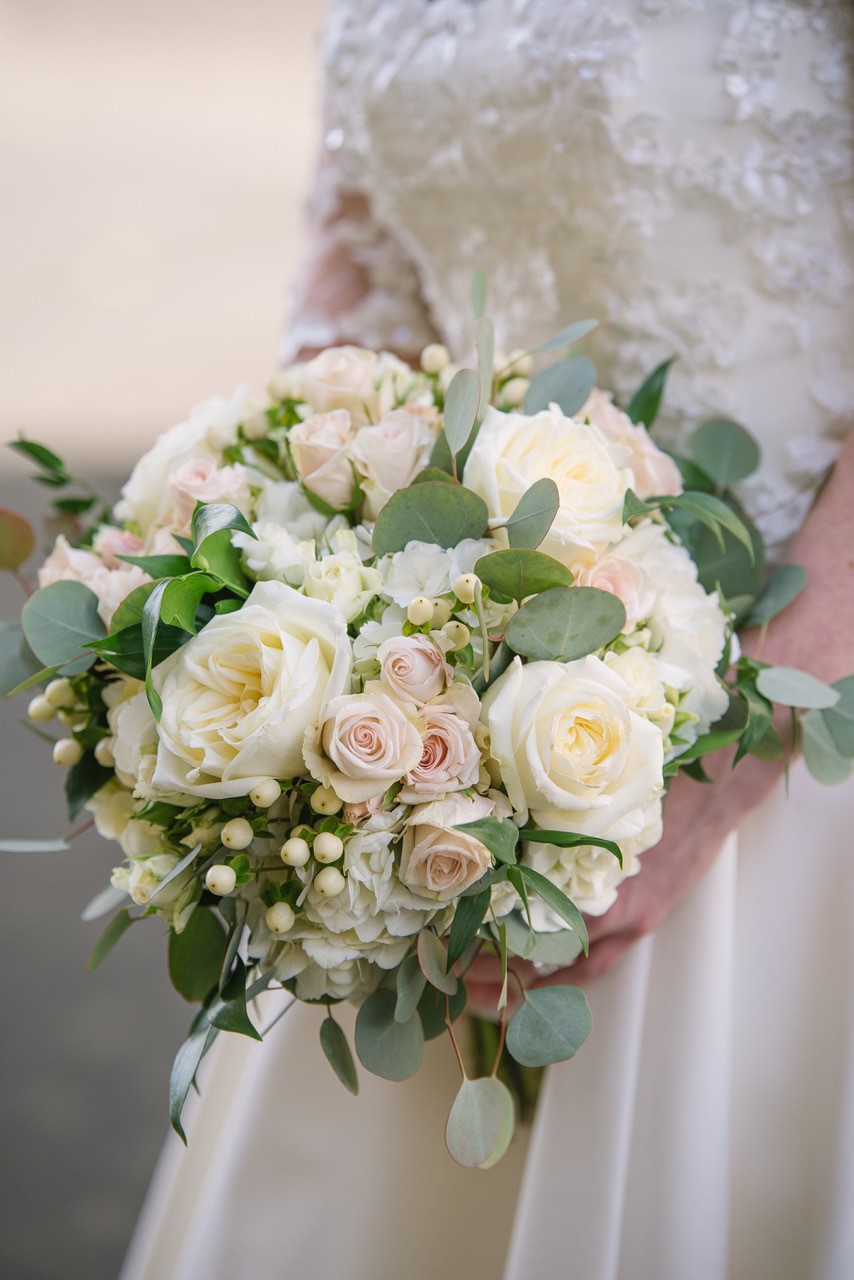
[121,3,854,1278]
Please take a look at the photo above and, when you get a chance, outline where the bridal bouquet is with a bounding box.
[3,291,852,1167]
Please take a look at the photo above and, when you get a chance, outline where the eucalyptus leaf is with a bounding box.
[506,985,592,1067]
[417,978,468,1040]
[502,912,584,966]
[0,508,36,570]
[626,357,677,429]
[801,710,853,785]
[21,581,104,674]
[476,316,495,420]
[475,548,572,604]
[747,565,808,627]
[822,675,854,757]
[169,907,228,1003]
[536,318,598,353]
[412,468,457,486]
[524,356,596,418]
[395,953,427,1024]
[443,369,481,458]
[355,988,424,1080]
[372,482,488,556]
[0,837,69,853]
[691,417,761,488]
[87,908,135,972]
[455,817,519,865]
[320,1015,359,1096]
[505,587,626,662]
[470,267,487,318]
[417,929,458,995]
[0,619,42,696]
[517,865,589,954]
[81,883,127,921]
[503,478,560,550]
[755,666,840,710]
[446,1076,515,1169]
[689,516,763,604]
[446,888,491,971]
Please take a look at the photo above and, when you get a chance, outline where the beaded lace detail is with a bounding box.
[287,0,854,547]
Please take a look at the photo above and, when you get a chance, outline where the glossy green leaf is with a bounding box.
[108,579,164,632]
[0,509,35,570]
[801,709,852,785]
[443,369,481,458]
[626,356,676,429]
[455,816,519,865]
[689,515,764,603]
[169,1015,219,1143]
[446,888,491,971]
[159,573,221,634]
[475,547,572,604]
[9,438,67,475]
[536,318,598,353]
[191,501,255,548]
[524,356,596,418]
[822,675,854,757]
[190,528,250,597]
[506,985,592,1067]
[21,581,104,673]
[417,929,458,995]
[446,1076,515,1169]
[395,953,427,1024]
[691,417,761,487]
[118,553,193,578]
[622,488,654,523]
[355,988,424,1080]
[747,565,808,627]
[86,908,135,972]
[372,482,488,556]
[65,753,113,820]
[207,959,262,1040]
[517,865,589,954]
[168,907,228,1002]
[667,491,755,560]
[756,666,840,710]
[505,586,626,662]
[142,581,167,718]
[320,1015,359,1095]
[90,620,188,682]
[520,827,622,867]
[503,478,560,550]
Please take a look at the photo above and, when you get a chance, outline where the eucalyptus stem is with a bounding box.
[475,582,490,684]
[445,995,467,1080]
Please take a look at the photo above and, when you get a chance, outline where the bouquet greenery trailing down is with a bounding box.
[2,277,852,1167]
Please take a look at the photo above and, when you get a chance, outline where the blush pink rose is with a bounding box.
[304,690,424,803]
[169,456,253,527]
[399,794,495,900]
[398,685,482,802]
[351,410,431,517]
[581,388,682,499]
[91,526,145,569]
[376,634,452,706]
[289,409,356,510]
[575,557,656,632]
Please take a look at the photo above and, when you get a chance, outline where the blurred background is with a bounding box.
[0,2,327,1275]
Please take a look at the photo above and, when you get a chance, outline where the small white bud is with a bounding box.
[267,370,298,401]
[439,363,461,393]
[407,596,435,626]
[44,678,74,708]
[314,866,346,897]
[492,349,509,373]
[507,349,533,377]
[242,409,270,441]
[94,737,115,767]
[420,342,450,374]
[501,376,529,407]
[453,573,479,605]
[310,786,343,815]
[443,620,471,651]
[52,737,83,768]
[27,695,55,723]
[220,817,254,850]
[249,778,281,808]
[280,836,311,867]
[430,598,453,628]
[265,901,295,934]
[313,832,344,863]
[205,864,237,896]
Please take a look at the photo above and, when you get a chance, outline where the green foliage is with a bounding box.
[446,888,491,971]
[81,883,128,921]
[503,478,560,550]
[395,953,427,1024]
[372,481,488,556]
[191,528,250,597]
[65,752,113,820]
[506,986,592,1067]
[0,509,35,570]
[417,980,468,1040]
[535,318,598,354]
[515,865,589,954]
[476,316,494,420]
[158,573,221,634]
[455,816,519,865]
[191,501,255,547]
[691,417,761,488]
[0,619,42,696]
[470,267,487,319]
[747,565,808,627]
[502,912,584,966]
[9,438,68,478]
[520,827,622,867]
[118,554,193,578]
[21,581,105,674]
[801,709,853,785]
[109,580,163,631]
[445,1076,515,1169]
[524,356,596,418]
[822,675,854,757]
[475,548,573,604]
[207,959,262,1040]
[687,510,764,605]
[86,908,135,972]
[0,837,69,852]
[443,368,481,459]
[355,988,424,1081]
[320,1014,359,1096]
[90,620,189,682]
[417,929,458,995]
[626,357,677,429]
[755,666,840,710]
[169,1013,219,1143]
[505,586,626,662]
[168,908,228,1002]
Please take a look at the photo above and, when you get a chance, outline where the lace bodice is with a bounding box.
[285,0,854,546]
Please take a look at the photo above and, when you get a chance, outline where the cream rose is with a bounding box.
[463,404,633,562]
[399,794,495,901]
[151,580,352,798]
[303,531,383,621]
[574,556,656,632]
[581,388,682,500]
[289,409,356,510]
[376,633,452,705]
[303,688,424,803]
[351,409,433,517]
[482,655,664,834]
[168,456,253,529]
[398,685,482,803]
[299,346,411,427]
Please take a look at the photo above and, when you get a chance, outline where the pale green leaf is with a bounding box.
[470,267,487,319]
[524,356,596,418]
[81,883,128,921]
[417,928,458,995]
[505,586,626,662]
[502,913,583,966]
[536,318,598,354]
[320,1015,359,1096]
[691,417,761,488]
[746,564,808,627]
[0,837,69,853]
[443,369,480,458]
[475,548,572,604]
[446,1076,515,1169]
[506,985,592,1067]
[395,953,427,1024]
[355,988,424,1080]
[822,675,854,757]
[21,581,105,673]
[756,666,840,710]
[503,478,560,550]
[372,482,488,556]
[801,709,853,785]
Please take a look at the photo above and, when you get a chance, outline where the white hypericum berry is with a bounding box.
[420,343,450,374]
[241,409,270,441]
[52,737,83,767]
[507,349,533,377]
[280,836,311,867]
[265,901,295,934]
[439,363,461,393]
[249,778,281,808]
[453,574,479,604]
[492,349,509,373]
[501,376,529,407]
[313,832,344,864]
[310,786,343,816]
[27,695,55,723]
[443,620,471,651]
[44,677,74,708]
[94,737,116,767]
[430,598,453,628]
[221,818,254,850]
[314,866,346,897]
[407,596,435,626]
[205,864,237,896]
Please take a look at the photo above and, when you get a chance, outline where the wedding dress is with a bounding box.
[121,4,854,1278]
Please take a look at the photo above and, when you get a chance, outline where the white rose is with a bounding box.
[377,633,452,705]
[399,794,495,901]
[86,564,151,627]
[604,648,676,738]
[398,684,482,803]
[351,409,433,517]
[38,535,102,588]
[108,683,158,788]
[289,409,356,509]
[151,580,352,798]
[379,537,494,606]
[304,530,383,621]
[253,478,345,542]
[581,388,682,500]
[482,655,664,834]
[299,346,412,427]
[303,688,424,803]
[232,521,313,585]
[463,404,632,562]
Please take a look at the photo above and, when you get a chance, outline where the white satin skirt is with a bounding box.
[120,760,854,1280]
